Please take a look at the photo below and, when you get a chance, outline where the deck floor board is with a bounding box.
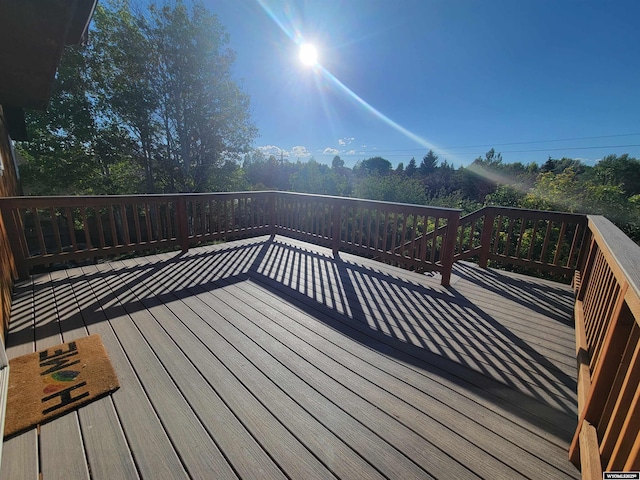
[2,235,580,479]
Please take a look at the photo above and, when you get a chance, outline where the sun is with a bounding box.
[299,43,318,66]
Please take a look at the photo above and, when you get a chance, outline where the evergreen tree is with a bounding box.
[405,157,417,177]
[419,150,438,176]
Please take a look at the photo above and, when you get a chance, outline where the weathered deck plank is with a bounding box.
[1,280,38,480]
[2,235,580,479]
[225,278,579,476]
[65,264,190,479]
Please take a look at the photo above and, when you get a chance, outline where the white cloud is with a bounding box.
[346,149,356,155]
[323,147,340,155]
[338,139,345,146]
[257,145,285,157]
[290,145,312,159]
[338,137,355,146]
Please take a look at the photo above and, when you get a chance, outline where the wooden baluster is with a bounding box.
[478,209,495,268]
[526,219,539,261]
[65,207,78,251]
[132,203,142,246]
[552,221,567,266]
[176,196,189,252]
[108,205,118,246]
[143,203,152,242]
[492,214,502,255]
[430,217,439,265]
[33,207,47,255]
[539,220,554,263]
[49,207,62,254]
[504,217,515,257]
[96,207,106,249]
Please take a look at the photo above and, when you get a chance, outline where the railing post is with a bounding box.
[176,196,189,253]
[331,201,341,256]
[269,192,277,238]
[0,202,28,280]
[440,212,460,287]
[478,208,495,268]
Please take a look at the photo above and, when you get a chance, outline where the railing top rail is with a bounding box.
[0,191,460,212]
[0,191,273,206]
[481,205,588,222]
[273,190,461,214]
[588,215,640,304]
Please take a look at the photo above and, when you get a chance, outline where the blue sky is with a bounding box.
[210,0,640,168]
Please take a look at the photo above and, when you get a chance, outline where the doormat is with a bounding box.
[4,334,120,438]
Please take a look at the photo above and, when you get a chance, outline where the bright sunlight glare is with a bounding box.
[255,0,456,163]
[299,43,318,66]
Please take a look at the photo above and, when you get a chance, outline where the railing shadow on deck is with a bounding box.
[8,236,578,445]
[452,262,575,327]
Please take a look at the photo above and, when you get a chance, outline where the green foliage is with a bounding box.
[19,0,256,195]
[419,150,438,175]
[290,159,337,195]
[354,156,392,176]
[405,157,417,177]
[591,154,640,196]
[332,155,344,169]
[354,175,426,205]
[485,185,527,208]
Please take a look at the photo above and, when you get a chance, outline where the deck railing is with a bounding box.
[0,192,273,279]
[569,215,640,478]
[0,193,592,286]
[272,192,461,284]
[0,191,462,285]
[454,206,588,276]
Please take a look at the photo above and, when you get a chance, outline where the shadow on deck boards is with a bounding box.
[12,236,577,444]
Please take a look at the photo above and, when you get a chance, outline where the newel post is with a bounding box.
[478,208,495,268]
[331,201,341,255]
[440,212,460,287]
[176,196,189,253]
[0,201,28,280]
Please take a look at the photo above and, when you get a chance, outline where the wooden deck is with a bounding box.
[1,235,580,479]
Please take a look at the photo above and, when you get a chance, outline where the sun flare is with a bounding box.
[299,43,318,66]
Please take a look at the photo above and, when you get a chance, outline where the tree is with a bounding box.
[354,175,426,205]
[18,43,122,194]
[19,0,257,195]
[419,150,438,176]
[332,155,344,170]
[592,154,640,197]
[405,157,417,177]
[289,158,342,195]
[355,157,392,176]
[540,157,585,175]
[143,1,257,192]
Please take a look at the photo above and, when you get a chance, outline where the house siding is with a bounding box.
[0,105,21,340]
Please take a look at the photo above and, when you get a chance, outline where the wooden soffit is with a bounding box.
[0,0,97,110]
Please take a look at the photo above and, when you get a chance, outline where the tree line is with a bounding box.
[15,1,640,244]
[241,148,640,242]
